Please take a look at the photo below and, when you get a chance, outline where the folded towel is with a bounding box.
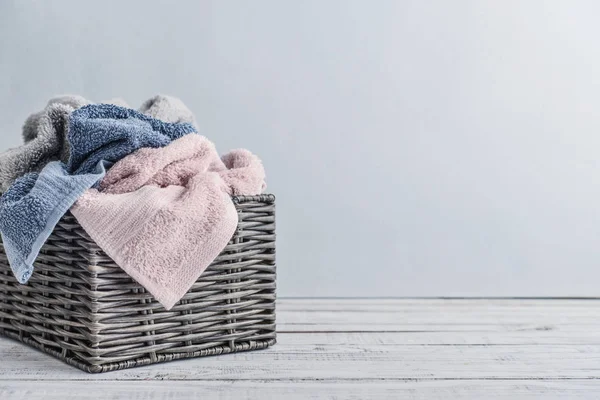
[71,134,266,309]
[0,95,90,191]
[0,104,197,284]
[0,95,195,191]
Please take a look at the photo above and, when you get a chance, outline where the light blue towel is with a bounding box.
[0,162,108,283]
[0,104,197,283]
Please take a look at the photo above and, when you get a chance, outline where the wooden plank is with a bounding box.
[278,325,596,333]
[277,311,600,332]
[1,380,598,400]
[281,331,600,346]
[275,299,600,331]
[276,298,600,310]
[2,337,600,380]
[277,299,600,314]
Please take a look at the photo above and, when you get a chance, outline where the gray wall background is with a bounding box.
[1,0,599,296]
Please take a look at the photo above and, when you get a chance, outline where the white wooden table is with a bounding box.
[1,298,599,399]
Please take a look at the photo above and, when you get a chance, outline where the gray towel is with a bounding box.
[0,96,91,191]
[139,95,198,128]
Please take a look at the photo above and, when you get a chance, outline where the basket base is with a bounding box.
[0,329,276,373]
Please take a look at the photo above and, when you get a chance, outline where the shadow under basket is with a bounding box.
[0,194,276,373]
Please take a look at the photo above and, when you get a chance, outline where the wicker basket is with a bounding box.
[0,194,276,373]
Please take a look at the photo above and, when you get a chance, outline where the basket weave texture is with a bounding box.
[0,194,276,373]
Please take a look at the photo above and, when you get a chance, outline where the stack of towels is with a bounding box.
[0,95,266,310]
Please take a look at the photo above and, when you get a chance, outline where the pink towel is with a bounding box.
[70,134,266,310]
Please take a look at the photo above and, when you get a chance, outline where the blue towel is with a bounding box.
[0,104,197,283]
[67,104,196,174]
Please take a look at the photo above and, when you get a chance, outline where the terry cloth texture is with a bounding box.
[0,161,108,283]
[66,104,197,174]
[71,134,266,310]
[0,103,197,284]
[0,95,192,191]
[139,95,198,128]
[0,95,91,191]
